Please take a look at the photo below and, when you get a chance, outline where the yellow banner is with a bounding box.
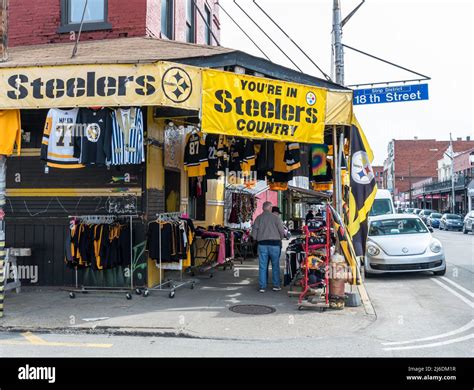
[202,69,327,143]
[0,61,201,110]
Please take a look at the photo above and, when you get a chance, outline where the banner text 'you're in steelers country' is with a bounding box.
[212,79,320,137]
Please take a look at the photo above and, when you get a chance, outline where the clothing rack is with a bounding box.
[142,212,195,298]
[66,214,139,300]
[188,236,220,278]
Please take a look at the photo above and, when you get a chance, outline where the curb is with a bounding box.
[0,325,201,339]
[357,282,376,318]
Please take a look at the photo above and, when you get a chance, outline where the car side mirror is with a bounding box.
[428,227,434,233]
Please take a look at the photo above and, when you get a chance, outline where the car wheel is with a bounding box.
[433,267,446,276]
[364,268,373,279]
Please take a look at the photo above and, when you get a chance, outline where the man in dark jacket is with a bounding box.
[305,209,315,223]
[252,202,286,292]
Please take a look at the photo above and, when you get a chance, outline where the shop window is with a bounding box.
[186,0,196,43]
[59,0,111,33]
[204,5,212,45]
[161,0,174,39]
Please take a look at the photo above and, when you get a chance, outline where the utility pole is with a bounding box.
[331,0,343,216]
[449,133,456,213]
[332,0,344,85]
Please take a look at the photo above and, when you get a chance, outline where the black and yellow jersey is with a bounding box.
[184,131,209,177]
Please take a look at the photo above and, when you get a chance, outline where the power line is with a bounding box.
[233,0,303,72]
[342,44,431,85]
[253,0,331,81]
[217,2,270,60]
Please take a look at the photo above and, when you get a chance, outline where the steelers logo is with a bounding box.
[306,91,317,106]
[162,67,193,103]
[86,123,101,143]
[351,151,375,185]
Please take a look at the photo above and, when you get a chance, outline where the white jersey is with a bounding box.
[41,108,83,169]
[109,107,144,165]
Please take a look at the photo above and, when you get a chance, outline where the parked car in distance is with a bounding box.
[463,210,474,234]
[404,208,415,214]
[369,189,395,218]
[365,214,446,277]
[427,213,442,228]
[419,209,437,224]
[439,214,463,231]
[413,209,423,215]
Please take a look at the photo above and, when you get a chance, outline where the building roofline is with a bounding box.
[172,50,347,90]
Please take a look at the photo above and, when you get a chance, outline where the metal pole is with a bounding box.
[450,133,455,213]
[71,0,88,58]
[332,126,339,209]
[408,162,412,207]
[333,0,344,85]
[0,155,6,318]
[337,132,345,215]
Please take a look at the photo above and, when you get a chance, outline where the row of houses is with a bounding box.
[383,138,474,214]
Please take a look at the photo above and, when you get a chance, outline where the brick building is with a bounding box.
[372,165,384,189]
[7,0,220,47]
[383,138,474,205]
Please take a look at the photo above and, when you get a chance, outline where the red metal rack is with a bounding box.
[297,205,331,311]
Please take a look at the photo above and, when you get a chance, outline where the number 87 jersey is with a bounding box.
[184,131,209,177]
[40,108,84,169]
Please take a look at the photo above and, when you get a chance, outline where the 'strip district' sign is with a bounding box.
[353,83,429,105]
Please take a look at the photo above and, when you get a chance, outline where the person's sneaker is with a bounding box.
[259,289,265,293]
[272,287,282,291]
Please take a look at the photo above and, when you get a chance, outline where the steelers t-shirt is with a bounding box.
[74,108,113,165]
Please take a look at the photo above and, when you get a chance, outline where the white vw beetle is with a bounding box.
[364,214,446,277]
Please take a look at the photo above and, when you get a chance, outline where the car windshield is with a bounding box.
[369,199,393,216]
[369,218,429,236]
[430,213,442,218]
[423,210,436,215]
[445,214,461,219]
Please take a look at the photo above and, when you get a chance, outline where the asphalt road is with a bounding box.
[0,228,472,358]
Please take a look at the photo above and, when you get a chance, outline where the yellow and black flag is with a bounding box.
[348,115,377,256]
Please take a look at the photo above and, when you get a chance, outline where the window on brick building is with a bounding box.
[161,0,174,39]
[59,0,111,33]
[204,5,212,45]
[186,0,196,43]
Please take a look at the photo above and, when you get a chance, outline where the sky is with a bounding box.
[219,0,473,165]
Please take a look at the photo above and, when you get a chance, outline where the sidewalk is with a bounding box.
[0,259,375,341]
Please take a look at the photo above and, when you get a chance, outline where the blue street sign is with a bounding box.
[353,83,429,105]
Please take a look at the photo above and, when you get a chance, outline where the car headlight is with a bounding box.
[367,245,380,256]
[429,240,442,253]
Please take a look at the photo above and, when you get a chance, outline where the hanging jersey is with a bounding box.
[110,107,144,165]
[241,139,256,174]
[285,142,301,171]
[74,108,113,165]
[273,142,287,173]
[255,140,275,175]
[184,131,208,177]
[41,108,83,169]
[310,144,329,178]
[205,134,219,179]
[0,110,22,156]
